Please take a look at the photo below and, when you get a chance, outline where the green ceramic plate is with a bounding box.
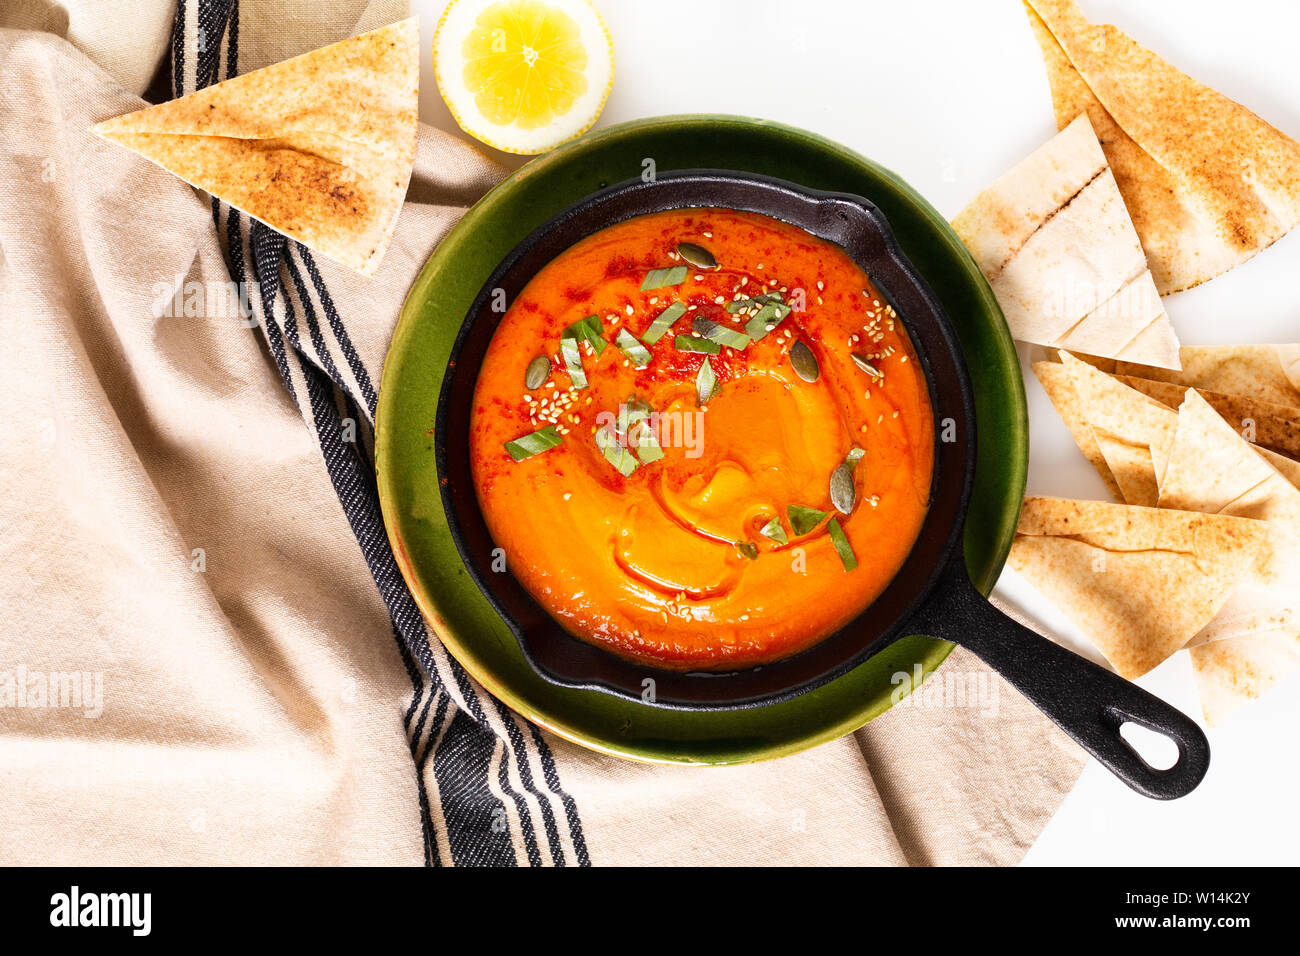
[376,115,1026,765]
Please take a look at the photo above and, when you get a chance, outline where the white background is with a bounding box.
[414,0,1300,865]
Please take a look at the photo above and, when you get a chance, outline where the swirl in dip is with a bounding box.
[470,208,934,671]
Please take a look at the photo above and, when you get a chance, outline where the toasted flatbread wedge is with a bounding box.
[1112,375,1300,463]
[1106,344,1300,409]
[1160,389,1300,645]
[1191,633,1300,727]
[953,114,1179,368]
[1158,392,1300,721]
[94,18,419,276]
[1025,0,1300,294]
[1008,496,1269,678]
[1057,351,1179,506]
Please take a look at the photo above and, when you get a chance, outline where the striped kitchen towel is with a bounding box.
[175,0,591,866]
[0,0,1087,867]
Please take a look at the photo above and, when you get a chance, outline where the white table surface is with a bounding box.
[413,0,1300,865]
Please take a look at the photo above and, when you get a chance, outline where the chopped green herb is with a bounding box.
[615,329,653,367]
[674,335,721,355]
[642,301,686,344]
[787,505,827,536]
[594,426,639,477]
[692,317,751,350]
[736,541,759,561]
[619,396,654,432]
[563,314,606,356]
[827,518,858,571]
[617,397,664,464]
[560,336,587,388]
[696,357,718,404]
[725,293,783,314]
[641,265,689,290]
[504,425,563,462]
[759,517,788,545]
[629,420,665,463]
[745,300,792,340]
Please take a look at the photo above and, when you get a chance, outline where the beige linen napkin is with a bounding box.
[0,0,1084,866]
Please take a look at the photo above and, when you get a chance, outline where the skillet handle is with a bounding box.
[906,561,1210,800]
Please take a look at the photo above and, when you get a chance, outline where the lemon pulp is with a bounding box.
[462,1,589,131]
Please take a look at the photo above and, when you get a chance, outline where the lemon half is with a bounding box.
[433,0,615,155]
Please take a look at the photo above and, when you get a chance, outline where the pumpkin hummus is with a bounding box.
[470,209,933,670]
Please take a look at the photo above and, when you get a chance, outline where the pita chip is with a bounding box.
[94,19,419,276]
[1007,496,1269,678]
[953,114,1179,368]
[1025,0,1300,294]
[1190,633,1300,727]
[1157,391,1300,721]
[1158,390,1300,642]
[1110,344,1300,409]
[1111,375,1300,463]
[1056,351,1181,505]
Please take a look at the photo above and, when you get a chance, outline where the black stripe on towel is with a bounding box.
[194,0,588,866]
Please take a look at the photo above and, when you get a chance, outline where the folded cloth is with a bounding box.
[0,0,1085,865]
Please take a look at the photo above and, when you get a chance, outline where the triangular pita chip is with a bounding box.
[1111,375,1300,463]
[1158,390,1300,639]
[953,114,1179,367]
[1190,632,1300,727]
[94,18,418,276]
[1008,496,1269,678]
[1041,353,1300,495]
[1026,0,1300,294]
[1109,344,1300,408]
[1058,351,1179,505]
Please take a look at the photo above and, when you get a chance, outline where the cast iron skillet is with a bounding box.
[436,170,1210,800]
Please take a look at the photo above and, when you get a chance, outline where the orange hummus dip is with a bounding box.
[470,208,933,671]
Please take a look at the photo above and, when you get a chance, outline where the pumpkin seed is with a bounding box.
[789,341,819,382]
[676,242,717,269]
[830,463,856,514]
[851,353,883,379]
[524,355,550,390]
